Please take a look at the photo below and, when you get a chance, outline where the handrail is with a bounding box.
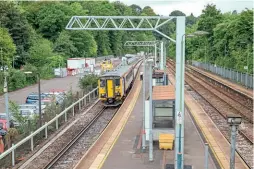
[0,87,98,162]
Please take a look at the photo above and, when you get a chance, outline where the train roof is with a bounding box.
[100,58,138,77]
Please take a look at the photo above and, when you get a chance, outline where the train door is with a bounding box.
[106,79,114,98]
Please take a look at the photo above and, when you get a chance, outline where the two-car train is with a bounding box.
[98,56,140,106]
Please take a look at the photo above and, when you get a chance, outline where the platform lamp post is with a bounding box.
[147,58,154,162]
[227,114,242,169]
[24,71,42,128]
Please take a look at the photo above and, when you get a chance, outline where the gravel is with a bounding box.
[23,102,105,169]
[51,107,118,169]
[188,90,253,167]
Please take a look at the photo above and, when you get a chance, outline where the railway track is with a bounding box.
[166,60,253,168]
[42,106,118,169]
[187,66,253,114]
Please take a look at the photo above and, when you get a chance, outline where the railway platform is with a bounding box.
[75,66,217,169]
[166,69,249,169]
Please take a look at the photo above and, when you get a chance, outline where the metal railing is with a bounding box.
[191,61,253,89]
[0,87,98,166]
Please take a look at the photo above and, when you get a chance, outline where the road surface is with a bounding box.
[0,76,80,112]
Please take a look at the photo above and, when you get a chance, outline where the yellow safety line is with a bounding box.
[99,84,141,168]
[186,101,227,168]
[89,81,141,169]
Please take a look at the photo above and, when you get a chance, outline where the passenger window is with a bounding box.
[115,79,120,86]
[100,79,106,87]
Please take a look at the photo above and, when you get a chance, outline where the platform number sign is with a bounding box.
[177,111,183,124]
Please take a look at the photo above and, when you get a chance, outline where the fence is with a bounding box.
[0,87,98,166]
[191,61,253,89]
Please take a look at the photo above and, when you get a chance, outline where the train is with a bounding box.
[100,59,113,72]
[98,56,140,106]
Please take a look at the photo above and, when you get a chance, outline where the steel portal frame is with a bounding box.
[66,15,185,169]
[124,41,160,47]
[66,16,176,42]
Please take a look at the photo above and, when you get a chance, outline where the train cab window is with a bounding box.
[100,79,106,87]
[115,79,120,86]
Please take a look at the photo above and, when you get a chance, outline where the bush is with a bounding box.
[8,69,27,91]
[79,74,99,90]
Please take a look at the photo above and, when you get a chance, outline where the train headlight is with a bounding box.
[116,92,121,96]
[101,93,106,98]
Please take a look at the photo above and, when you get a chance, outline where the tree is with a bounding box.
[47,54,65,68]
[169,10,186,16]
[28,38,54,67]
[186,13,197,26]
[0,1,33,66]
[0,27,16,67]
[79,74,99,90]
[69,31,97,58]
[142,6,156,16]
[197,4,222,34]
[53,31,77,59]
[36,2,71,40]
[129,4,142,15]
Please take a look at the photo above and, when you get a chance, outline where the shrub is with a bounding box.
[79,74,99,90]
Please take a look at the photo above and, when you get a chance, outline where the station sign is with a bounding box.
[177,111,183,124]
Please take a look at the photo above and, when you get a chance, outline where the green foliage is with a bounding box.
[79,74,99,90]
[69,31,97,58]
[9,101,38,135]
[0,1,33,66]
[185,5,253,74]
[169,10,186,16]
[47,54,65,68]
[141,6,156,16]
[197,4,222,35]
[53,31,77,59]
[28,38,54,67]
[0,27,16,66]
[8,69,27,91]
[36,2,71,40]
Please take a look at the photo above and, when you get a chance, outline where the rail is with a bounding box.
[0,87,98,166]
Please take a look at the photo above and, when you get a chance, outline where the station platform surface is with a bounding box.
[189,65,253,98]
[166,69,249,169]
[89,70,216,169]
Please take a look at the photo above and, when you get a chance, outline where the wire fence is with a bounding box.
[191,61,253,89]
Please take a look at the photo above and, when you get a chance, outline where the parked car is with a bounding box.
[19,104,46,114]
[0,118,7,131]
[43,91,66,105]
[19,109,37,118]
[0,113,15,129]
[25,93,47,104]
